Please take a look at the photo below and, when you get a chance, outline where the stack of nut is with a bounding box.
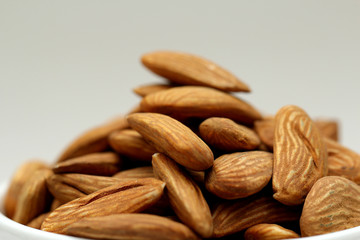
[4,51,360,240]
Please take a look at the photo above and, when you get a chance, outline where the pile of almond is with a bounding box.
[4,51,360,240]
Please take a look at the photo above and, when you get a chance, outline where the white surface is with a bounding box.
[0,1,360,238]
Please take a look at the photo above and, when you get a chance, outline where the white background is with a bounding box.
[1,1,360,182]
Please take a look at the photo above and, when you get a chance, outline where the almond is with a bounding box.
[152,153,213,237]
[140,86,262,124]
[127,112,214,170]
[57,116,129,162]
[13,168,53,224]
[41,178,165,234]
[4,160,48,219]
[212,194,301,237]
[199,117,260,151]
[113,166,155,179]
[273,105,328,205]
[65,213,200,240]
[27,212,51,230]
[53,152,122,176]
[108,129,157,162]
[133,83,174,97]
[141,50,250,92]
[244,223,300,240]
[300,176,360,237]
[205,151,273,199]
[254,117,275,150]
[314,119,339,141]
[324,137,360,183]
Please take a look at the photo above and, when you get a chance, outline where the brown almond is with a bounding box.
[141,51,250,92]
[273,105,328,205]
[205,151,273,199]
[27,212,51,230]
[314,119,339,141]
[244,224,300,240]
[13,168,53,224]
[152,153,213,237]
[65,213,200,240]
[325,137,360,183]
[133,83,174,97]
[254,117,275,150]
[212,194,301,237]
[300,176,360,237]
[199,117,261,151]
[53,152,121,176]
[140,86,262,124]
[46,174,86,204]
[127,113,214,171]
[4,160,48,219]
[108,129,157,161]
[113,166,155,179]
[57,116,129,162]
[41,178,165,234]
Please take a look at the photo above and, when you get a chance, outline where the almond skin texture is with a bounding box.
[152,153,213,237]
[300,176,360,237]
[57,116,129,162]
[325,137,360,183]
[140,86,262,125]
[4,160,48,219]
[113,166,155,179]
[141,50,250,92]
[41,178,165,234]
[212,194,301,237]
[273,105,328,205]
[133,83,174,97]
[205,151,273,199]
[199,117,260,151]
[65,213,200,240]
[13,168,53,224]
[127,113,214,171]
[108,129,157,162]
[53,152,122,176]
[244,224,300,240]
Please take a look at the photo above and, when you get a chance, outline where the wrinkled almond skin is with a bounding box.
[140,86,262,125]
[46,174,86,204]
[13,168,53,225]
[65,213,200,240]
[244,224,300,240]
[53,152,122,176]
[273,105,328,205]
[325,137,360,183]
[46,173,124,204]
[152,153,213,237]
[141,51,250,92]
[314,119,339,141]
[41,178,165,234]
[212,194,301,237]
[133,83,174,97]
[108,129,157,162]
[113,166,155,179]
[300,176,360,237]
[127,113,214,170]
[57,116,129,162]
[199,117,260,151]
[4,160,48,219]
[205,151,273,199]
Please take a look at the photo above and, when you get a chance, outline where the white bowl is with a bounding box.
[0,180,360,240]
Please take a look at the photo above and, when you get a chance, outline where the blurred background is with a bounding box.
[0,0,359,185]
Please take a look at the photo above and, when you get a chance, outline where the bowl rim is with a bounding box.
[0,180,360,240]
